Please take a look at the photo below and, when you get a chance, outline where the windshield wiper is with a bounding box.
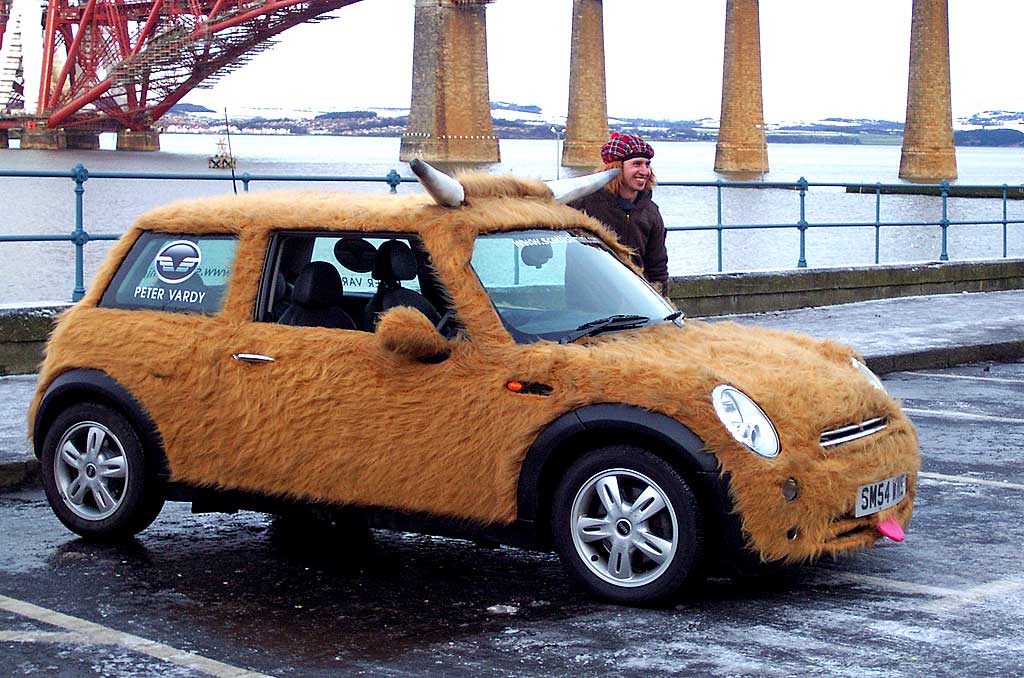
[559,314,651,344]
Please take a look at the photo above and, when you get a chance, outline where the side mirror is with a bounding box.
[376,306,451,363]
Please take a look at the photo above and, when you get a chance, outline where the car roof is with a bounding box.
[130,173,624,246]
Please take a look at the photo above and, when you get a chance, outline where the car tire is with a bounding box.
[551,446,704,606]
[41,403,165,540]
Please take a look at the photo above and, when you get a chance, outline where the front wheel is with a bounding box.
[41,403,165,540]
[551,446,704,606]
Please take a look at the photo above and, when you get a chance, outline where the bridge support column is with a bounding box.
[714,0,768,175]
[117,129,160,152]
[0,130,8,149]
[563,0,608,168]
[65,131,101,150]
[400,0,499,164]
[20,127,66,150]
[899,0,956,182]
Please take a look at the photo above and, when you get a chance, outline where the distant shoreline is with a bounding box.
[149,129,1018,149]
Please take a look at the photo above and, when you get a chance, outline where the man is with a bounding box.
[569,132,669,296]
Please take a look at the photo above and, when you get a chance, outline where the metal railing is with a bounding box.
[657,177,1024,273]
[1,164,1022,301]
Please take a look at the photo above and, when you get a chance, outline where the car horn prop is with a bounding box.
[409,158,619,207]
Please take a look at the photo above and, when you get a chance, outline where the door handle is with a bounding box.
[232,353,275,364]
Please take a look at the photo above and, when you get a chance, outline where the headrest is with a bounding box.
[292,261,343,308]
[334,237,377,273]
[372,240,418,282]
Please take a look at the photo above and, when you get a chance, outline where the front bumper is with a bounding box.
[726,417,920,564]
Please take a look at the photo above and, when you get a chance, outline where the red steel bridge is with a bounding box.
[0,0,363,133]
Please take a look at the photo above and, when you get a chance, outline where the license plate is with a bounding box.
[855,474,908,517]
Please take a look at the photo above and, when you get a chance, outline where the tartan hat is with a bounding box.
[600,132,654,164]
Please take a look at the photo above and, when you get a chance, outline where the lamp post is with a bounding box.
[551,126,563,179]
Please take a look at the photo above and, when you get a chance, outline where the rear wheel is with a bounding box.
[41,403,164,539]
[551,446,703,605]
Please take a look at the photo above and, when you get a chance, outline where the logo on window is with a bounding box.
[154,240,202,284]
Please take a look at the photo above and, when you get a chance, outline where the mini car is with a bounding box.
[29,160,920,605]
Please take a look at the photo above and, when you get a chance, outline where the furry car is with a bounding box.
[29,160,919,605]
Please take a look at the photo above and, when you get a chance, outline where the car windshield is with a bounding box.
[471,229,677,343]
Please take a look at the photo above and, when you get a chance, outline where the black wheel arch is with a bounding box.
[517,404,729,541]
[33,369,169,481]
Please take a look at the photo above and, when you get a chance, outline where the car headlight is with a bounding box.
[711,385,780,458]
[851,357,886,392]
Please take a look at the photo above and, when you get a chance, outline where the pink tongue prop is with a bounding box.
[877,517,905,542]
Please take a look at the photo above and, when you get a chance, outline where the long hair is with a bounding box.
[601,160,657,195]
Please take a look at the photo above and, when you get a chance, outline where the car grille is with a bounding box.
[819,417,888,449]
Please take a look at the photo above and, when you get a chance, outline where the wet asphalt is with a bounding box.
[1,359,1023,677]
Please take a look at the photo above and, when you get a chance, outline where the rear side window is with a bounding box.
[99,232,238,314]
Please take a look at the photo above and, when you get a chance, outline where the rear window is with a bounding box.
[99,232,238,314]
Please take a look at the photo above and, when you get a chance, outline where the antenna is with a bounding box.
[224,108,237,195]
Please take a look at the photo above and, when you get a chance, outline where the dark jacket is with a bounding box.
[569,189,669,284]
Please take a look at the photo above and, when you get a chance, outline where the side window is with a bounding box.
[260,232,454,335]
[99,233,237,315]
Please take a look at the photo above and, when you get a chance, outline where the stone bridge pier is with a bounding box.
[562,0,608,168]
[899,0,956,182]
[714,0,768,175]
[400,0,499,164]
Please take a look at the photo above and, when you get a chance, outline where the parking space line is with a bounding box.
[920,578,1024,614]
[918,471,1024,491]
[900,372,1024,385]
[902,408,1024,425]
[835,573,961,598]
[836,574,1024,614]
[0,630,83,643]
[0,594,272,678]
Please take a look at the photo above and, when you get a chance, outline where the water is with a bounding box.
[2,134,1023,303]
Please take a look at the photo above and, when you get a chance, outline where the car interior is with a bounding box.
[259,233,457,337]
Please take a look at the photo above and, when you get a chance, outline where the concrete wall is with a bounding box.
[670,259,1024,317]
[0,304,70,376]
[2,260,1022,374]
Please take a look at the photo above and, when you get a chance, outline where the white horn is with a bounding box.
[547,168,620,205]
[409,159,465,208]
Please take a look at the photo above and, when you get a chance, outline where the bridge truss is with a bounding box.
[1,0,361,130]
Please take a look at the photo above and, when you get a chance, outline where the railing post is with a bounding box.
[386,169,402,194]
[797,177,808,268]
[939,179,949,261]
[1003,185,1009,258]
[70,164,90,302]
[874,182,881,264]
[241,172,251,192]
[716,180,723,272]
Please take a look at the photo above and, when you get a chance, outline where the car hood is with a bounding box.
[571,318,905,446]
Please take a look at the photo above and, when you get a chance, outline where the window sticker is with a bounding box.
[511,234,600,248]
[99,233,237,315]
[154,240,202,284]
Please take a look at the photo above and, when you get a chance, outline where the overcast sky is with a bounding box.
[185,0,1024,122]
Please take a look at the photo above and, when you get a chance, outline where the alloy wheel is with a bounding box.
[570,468,679,588]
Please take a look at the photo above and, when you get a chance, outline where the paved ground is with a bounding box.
[1,360,1022,676]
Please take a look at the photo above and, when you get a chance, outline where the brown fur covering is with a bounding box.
[376,306,449,358]
[30,176,919,563]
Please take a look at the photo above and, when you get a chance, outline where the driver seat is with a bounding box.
[279,262,356,330]
[364,240,440,330]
